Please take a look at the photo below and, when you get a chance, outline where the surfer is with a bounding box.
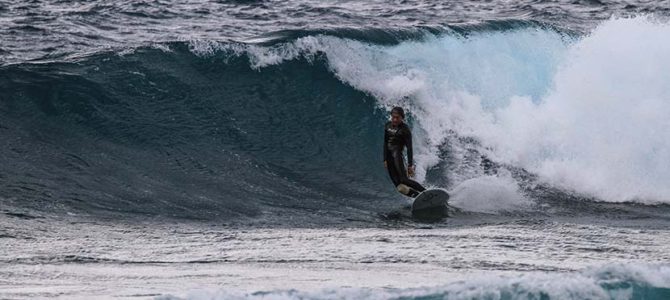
[384,106,426,198]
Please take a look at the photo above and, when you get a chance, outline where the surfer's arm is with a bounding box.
[405,127,413,166]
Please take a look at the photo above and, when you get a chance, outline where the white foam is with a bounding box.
[159,262,670,300]
[485,17,670,203]
[449,171,532,213]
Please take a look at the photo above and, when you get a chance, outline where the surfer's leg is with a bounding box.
[390,150,425,197]
[403,178,426,193]
[386,150,401,187]
[388,150,416,196]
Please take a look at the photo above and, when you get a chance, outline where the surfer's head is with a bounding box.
[390,106,405,126]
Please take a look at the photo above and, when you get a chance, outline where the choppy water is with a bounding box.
[2,0,670,299]
[3,215,670,299]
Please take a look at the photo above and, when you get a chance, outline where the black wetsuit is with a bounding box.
[384,121,426,197]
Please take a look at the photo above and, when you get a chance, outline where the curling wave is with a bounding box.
[2,17,670,223]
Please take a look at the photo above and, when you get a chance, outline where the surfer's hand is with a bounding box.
[384,161,387,169]
[408,165,415,177]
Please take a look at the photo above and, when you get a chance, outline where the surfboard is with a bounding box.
[411,188,449,219]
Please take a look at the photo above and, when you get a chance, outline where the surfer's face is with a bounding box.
[390,112,403,126]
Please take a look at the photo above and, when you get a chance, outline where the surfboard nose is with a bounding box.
[411,189,449,220]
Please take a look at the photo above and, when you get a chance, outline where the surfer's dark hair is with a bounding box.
[391,106,405,118]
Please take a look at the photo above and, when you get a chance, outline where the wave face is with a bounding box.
[0,43,398,221]
[2,17,670,221]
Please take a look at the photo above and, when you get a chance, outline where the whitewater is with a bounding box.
[2,1,670,299]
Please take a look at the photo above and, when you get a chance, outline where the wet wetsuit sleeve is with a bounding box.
[405,126,414,166]
[383,123,389,162]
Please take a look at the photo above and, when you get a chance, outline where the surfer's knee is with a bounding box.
[397,184,421,198]
[396,184,410,195]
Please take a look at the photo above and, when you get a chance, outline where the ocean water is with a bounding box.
[2,1,670,299]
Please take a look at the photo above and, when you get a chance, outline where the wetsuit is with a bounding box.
[384,121,426,197]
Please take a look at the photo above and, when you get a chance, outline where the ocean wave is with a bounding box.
[0,41,396,221]
[199,16,670,204]
[2,16,670,222]
[158,262,670,300]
